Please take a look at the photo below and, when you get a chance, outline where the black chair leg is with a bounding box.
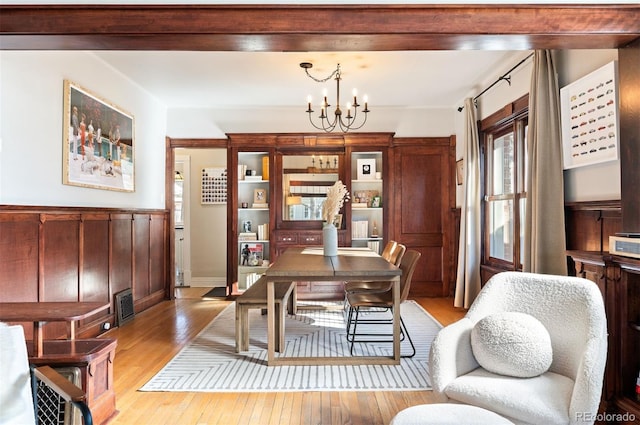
[399,316,416,358]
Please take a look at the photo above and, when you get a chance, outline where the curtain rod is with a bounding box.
[457,52,534,112]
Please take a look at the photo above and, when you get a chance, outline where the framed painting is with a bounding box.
[63,80,135,191]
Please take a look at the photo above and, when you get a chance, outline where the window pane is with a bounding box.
[489,199,514,262]
[522,123,528,192]
[492,132,515,195]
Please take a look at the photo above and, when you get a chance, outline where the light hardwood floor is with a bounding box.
[103,288,466,425]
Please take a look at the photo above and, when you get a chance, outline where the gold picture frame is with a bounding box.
[63,80,135,192]
[253,188,267,205]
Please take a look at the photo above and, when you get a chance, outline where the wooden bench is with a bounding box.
[235,276,297,353]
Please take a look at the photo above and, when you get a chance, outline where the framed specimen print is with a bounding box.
[560,61,619,169]
[63,80,135,191]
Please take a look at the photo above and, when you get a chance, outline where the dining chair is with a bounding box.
[343,242,405,297]
[345,249,421,357]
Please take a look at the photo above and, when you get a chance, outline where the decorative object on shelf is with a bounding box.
[371,196,381,208]
[253,188,267,207]
[201,167,228,204]
[371,221,379,237]
[353,189,379,207]
[242,220,252,233]
[332,213,343,229]
[300,62,370,133]
[240,242,263,266]
[356,158,376,180]
[321,181,349,256]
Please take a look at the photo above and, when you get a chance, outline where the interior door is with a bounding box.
[392,139,455,297]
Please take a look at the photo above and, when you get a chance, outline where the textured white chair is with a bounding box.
[429,271,607,425]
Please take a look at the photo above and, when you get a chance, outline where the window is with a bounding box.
[481,98,528,271]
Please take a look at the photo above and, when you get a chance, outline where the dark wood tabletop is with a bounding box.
[0,302,109,322]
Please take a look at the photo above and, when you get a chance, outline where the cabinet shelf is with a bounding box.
[352,179,383,184]
[352,207,383,211]
[238,207,269,211]
[238,180,269,184]
[238,239,270,244]
[352,237,383,241]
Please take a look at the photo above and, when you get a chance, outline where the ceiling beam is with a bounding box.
[1,5,639,51]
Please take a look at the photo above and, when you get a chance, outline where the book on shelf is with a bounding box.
[244,175,263,181]
[352,203,369,209]
[351,220,369,239]
[238,232,258,241]
[257,223,269,240]
[252,203,269,209]
[367,240,381,254]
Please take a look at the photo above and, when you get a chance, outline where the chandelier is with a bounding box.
[300,62,370,133]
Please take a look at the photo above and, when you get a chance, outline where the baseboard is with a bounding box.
[189,277,226,288]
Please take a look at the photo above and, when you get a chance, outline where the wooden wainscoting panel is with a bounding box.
[133,214,151,301]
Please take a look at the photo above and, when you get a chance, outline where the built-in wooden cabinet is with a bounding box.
[566,201,640,424]
[226,132,456,300]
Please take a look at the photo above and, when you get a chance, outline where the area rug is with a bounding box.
[140,300,442,392]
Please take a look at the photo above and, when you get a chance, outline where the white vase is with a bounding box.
[323,223,338,257]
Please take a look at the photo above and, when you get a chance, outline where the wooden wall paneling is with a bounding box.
[40,213,80,339]
[109,213,133,300]
[149,213,166,294]
[392,138,454,297]
[80,213,111,326]
[0,213,39,302]
[619,38,640,234]
[133,214,151,302]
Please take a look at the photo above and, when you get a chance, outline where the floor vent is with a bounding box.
[115,288,135,326]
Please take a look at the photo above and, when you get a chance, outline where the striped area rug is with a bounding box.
[140,300,442,392]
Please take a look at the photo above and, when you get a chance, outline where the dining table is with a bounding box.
[0,301,110,357]
[264,246,402,366]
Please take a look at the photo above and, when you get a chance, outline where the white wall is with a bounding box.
[0,51,167,208]
[166,106,455,138]
[555,49,620,202]
[176,148,228,285]
[453,49,620,207]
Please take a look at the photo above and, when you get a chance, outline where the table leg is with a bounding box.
[267,280,275,365]
[392,277,400,362]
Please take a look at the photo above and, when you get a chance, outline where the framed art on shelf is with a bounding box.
[560,61,619,170]
[62,80,135,192]
[240,242,264,266]
[356,158,376,180]
[253,188,267,205]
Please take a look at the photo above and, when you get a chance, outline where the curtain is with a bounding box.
[454,98,482,308]
[524,50,567,275]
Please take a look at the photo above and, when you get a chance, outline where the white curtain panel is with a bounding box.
[524,50,568,275]
[454,97,482,308]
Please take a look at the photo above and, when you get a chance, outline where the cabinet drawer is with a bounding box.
[298,232,322,245]
[275,231,298,244]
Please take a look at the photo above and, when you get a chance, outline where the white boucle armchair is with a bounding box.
[429,272,608,425]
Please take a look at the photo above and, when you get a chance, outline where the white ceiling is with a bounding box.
[95,50,526,111]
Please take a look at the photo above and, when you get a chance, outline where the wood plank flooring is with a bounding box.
[103,288,466,425]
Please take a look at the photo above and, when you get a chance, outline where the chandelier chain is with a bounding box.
[304,64,340,83]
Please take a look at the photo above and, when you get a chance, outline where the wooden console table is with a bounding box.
[0,302,116,424]
[0,301,109,357]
